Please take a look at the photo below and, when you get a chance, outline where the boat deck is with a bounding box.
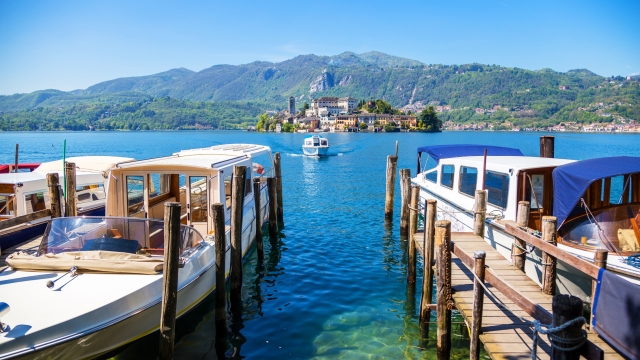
[0,235,42,268]
[414,231,622,359]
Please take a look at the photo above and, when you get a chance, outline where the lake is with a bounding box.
[1,131,639,359]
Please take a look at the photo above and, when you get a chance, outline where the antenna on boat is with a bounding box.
[481,149,487,190]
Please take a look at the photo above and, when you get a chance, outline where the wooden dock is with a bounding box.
[414,230,622,359]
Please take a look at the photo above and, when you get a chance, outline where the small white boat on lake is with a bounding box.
[302,135,329,156]
[0,144,273,359]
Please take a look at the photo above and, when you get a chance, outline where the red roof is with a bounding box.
[0,163,41,173]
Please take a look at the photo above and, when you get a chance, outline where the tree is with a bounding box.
[359,121,368,130]
[256,113,269,131]
[283,123,295,132]
[419,106,442,131]
[300,102,310,114]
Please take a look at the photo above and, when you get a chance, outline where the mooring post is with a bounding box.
[253,178,264,264]
[211,203,227,355]
[540,136,555,158]
[159,202,181,360]
[590,249,607,332]
[267,177,278,240]
[541,216,558,295]
[473,190,487,238]
[274,152,283,223]
[46,173,62,218]
[399,168,411,236]
[230,166,246,305]
[435,220,452,360]
[384,155,398,219]
[470,251,486,360]
[420,199,437,335]
[64,162,77,217]
[552,294,584,360]
[407,185,419,284]
[512,201,530,272]
[14,144,18,173]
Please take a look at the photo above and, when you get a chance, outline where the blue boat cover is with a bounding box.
[552,156,640,227]
[416,144,523,163]
[592,268,640,359]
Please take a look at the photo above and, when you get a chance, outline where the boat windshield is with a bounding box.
[38,216,204,256]
[559,204,640,253]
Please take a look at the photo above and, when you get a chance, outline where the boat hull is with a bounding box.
[302,146,329,156]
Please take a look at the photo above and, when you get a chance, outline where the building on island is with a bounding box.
[288,96,296,115]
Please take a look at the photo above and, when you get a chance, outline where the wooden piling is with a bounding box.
[384,155,398,219]
[64,162,77,217]
[274,152,283,223]
[407,185,419,284]
[512,201,530,272]
[420,199,437,330]
[253,178,264,264]
[435,220,452,360]
[470,250,486,360]
[212,203,227,352]
[267,177,278,240]
[541,216,558,295]
[552,294,584,360]
[400,169,411,236]
[230,166,246,302]
[473,190,487,238]
[159,202,181,360]
[540,136,555,158]
[590,249,607,332]
[46,173,62,218]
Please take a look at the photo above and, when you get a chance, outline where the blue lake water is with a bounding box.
[1,131,639,359]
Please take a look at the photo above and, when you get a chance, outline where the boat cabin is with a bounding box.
[105,144,273,237]
[304,136,328,148]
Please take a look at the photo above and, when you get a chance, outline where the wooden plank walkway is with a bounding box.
[414,231,622,360]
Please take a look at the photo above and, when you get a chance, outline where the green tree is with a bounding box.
[283,123,295,132]
[419,106,442,131]
[359,121,368,130]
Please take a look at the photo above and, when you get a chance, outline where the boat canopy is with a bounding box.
[553,156,640,227]
[416,144,523,172]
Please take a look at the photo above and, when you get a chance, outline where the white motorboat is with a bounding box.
[0,156,134,251]
[412,144,640,301]
[0,144,274,359]
[302,135,329,156]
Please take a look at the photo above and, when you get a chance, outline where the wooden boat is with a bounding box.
[412,144,640,301]
[0,156,134,251]
[0,144,273,359]
[302,135,329,156]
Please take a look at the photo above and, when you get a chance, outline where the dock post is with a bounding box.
[541,216,558,295]
[267,177,278,240]
[274,152,283,223]
[470,251,486,360]
[253,178,264,264]
[552,294,584,360]
[473,190,487,237]
[230,166,246,305]
[399,169,411,236]
[590,249,607,332]
[384,155,398,219]
[159,202,181,360]
[407,185,419,284]
[64,162,77,217]
[420,199,437,336]
[540,136,555,158]
[212,203,227,357]
[435,220,452,360]
[512,201,530,272]
[46,173,62,218]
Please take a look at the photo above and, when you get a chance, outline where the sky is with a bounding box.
[0,0,638,95]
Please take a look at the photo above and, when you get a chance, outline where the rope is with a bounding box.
[532,317,587,359]
[580,198,622,258]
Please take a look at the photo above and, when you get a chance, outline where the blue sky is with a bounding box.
[0,0,638,95]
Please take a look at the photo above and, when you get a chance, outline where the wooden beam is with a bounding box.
[384,155,398,219]
[0,209,51,232]
[159,202,181,360]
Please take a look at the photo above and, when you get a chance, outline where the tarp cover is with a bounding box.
[552,156,640,227]
[592,268,640,359]
[6,251,163,274]
[416,144,523,163]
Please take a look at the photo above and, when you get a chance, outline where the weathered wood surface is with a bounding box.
[407,185,419,284]
[253,178,263,264]
[413,230,622,360]
[399,168,411,236]
[419,199,437,335]
[384,155,398,219]
[274,152,283,223]
[435,220,451,360]
[473,190,487,237]
[65,162,77,217]
[541,216,557,295]
[0,209,51,232]
[159,202,181,360]
[267,177,278,239]
[513,201,530,272]
[46,173,62,218]
[230,166,246,299]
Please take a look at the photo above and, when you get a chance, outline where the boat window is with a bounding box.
[24,192,49,214]
[126,175,144,216]
[459,166,478,197]
[189,176,207,222]
[149,174,170,201]
[76,184,104,205]
[485,171,510,209]
[610,175,629,204]
[530,174,544,209]
[425,170,438,183]
[0,194,15,215]
[245,167,252,197]
[224,174,232,210]
[313,137,319,146]
[440,165,455,189]
[252,152,272,178]
[305,140,312,146]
